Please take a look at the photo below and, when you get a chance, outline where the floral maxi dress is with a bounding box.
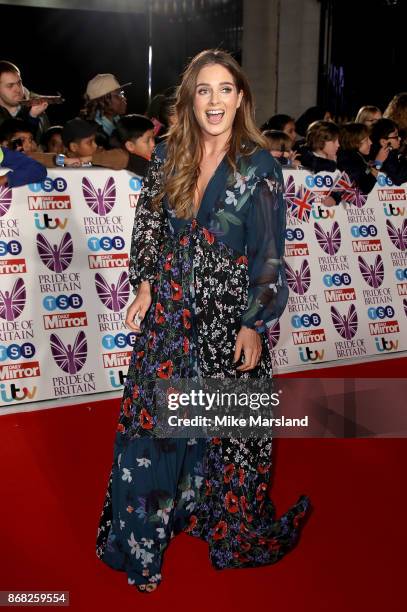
[96,143,311,588]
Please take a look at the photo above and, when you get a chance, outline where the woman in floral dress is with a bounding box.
[96,49,310,593]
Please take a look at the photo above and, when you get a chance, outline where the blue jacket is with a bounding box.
[0,146,47,187]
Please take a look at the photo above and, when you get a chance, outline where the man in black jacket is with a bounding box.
[0,60,49,143]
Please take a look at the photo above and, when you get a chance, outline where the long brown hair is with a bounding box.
[155,49,268,219]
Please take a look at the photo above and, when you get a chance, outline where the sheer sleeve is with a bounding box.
[128,148,166,292]
[241,162,288,333]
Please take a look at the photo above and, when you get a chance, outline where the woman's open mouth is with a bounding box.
[206,110,225,124]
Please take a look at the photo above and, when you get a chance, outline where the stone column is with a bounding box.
[242,0,321,125]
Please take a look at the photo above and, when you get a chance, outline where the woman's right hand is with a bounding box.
[125,281,152,333]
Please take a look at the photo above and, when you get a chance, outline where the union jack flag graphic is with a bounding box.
[333,172,368,208]
[289,185,315,222]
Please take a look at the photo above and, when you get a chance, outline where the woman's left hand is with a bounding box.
[234,326,262,371]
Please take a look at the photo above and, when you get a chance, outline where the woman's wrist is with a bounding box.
[131,280,151,296]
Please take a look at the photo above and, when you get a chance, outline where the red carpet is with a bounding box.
[0,357,406,611]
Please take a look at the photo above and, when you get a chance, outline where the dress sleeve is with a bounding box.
[128,149,166,292]
[241,162,288,333]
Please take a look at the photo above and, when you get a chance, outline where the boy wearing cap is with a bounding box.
[62,118,98,158]
[26,118,98,168]
[27,117,129,171]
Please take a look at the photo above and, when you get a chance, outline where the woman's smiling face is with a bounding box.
[193,63,243,140]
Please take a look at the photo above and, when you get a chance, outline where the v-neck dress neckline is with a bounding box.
[193,153,229,221]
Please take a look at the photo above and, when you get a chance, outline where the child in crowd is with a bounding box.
[295,106,333,140]
[297,120,340,173]
[355,105,382,127]
[41,126,64,154]
[337,122,379,194]
[383,93,407,154]
[261,114,297,145]
[0,118,38,154]
[28,115,154,178]
[146,88,176,141]
[75,114,154,177]
[62,118,98,157]
[369,118,407,185]
[0,144,46,187]
[263,129,300,168]
[114,114,155,176]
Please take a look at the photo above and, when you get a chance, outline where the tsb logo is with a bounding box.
[0,342,36,361]
[395,268,407,281]
[129,176,143,191]
[350,225,378,238]
[323,273,352,287]
[367,306,395,320]
[291,313,321,328]
[42,294,83,311]
[285,228,305,241]
[0,240,22,256]
[102,333,136,349]
[28,177,67,193]
[305,175,335,188]
[87,236,125,252]
[376,175,393,187]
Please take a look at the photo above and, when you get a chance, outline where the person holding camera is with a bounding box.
[369,118,407,185]
[0,61,50,143]
[0,118,38,154]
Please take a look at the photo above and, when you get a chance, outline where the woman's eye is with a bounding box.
[221,87,233,94]
[197,88,209,95]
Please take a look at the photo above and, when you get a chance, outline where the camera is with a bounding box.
[10,138,24,151]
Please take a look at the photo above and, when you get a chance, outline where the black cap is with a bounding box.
[62,118,97,147]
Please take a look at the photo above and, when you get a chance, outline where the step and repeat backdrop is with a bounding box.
[0,167,406,408]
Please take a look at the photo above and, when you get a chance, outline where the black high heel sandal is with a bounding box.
[137,583,158,593]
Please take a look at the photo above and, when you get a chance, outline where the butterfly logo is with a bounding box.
[50,331,87,374]
[266,319,281,349]
[95,272,130,312]
[0,185,12,217]
[284,175,296,207]
[0,278,26,321]
[285,260,311,295]
[386,219,407,251]
[314,221,341,255]
[36,232,73,272]
[331,304,358,340]
[358,255,384,288]
[334,172,368,208]
[82,177,116,216]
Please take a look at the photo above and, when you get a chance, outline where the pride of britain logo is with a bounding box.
[82,177,116,216]
[50,331,87,374]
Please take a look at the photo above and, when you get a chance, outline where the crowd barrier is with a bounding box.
[0,166,406,408]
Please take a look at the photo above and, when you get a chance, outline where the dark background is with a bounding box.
[319,0,405,119]
[0,0,404,125]
[0,1,242,125]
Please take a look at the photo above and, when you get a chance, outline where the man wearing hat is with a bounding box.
[80,74,131,148]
